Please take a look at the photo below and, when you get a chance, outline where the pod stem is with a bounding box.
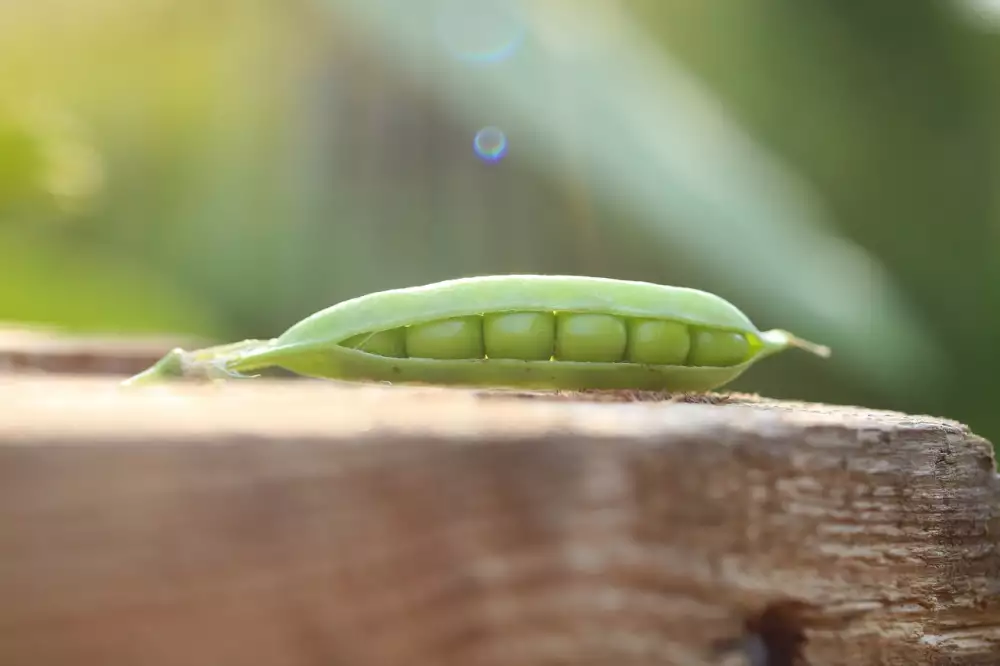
[120,339,278,387]
[759,329,832,360]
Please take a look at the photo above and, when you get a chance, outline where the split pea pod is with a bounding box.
[122,275,830,391]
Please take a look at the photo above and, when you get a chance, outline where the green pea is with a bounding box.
[687,329,750,367]
[341,328,406,358]
[405,316,484,360]
[483,312,555,360]
[554,313,627,362]
[626,319,690,365]
[122,274,831,391]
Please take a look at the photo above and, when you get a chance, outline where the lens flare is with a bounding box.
[473,126,508,163]
[435,0,525,64]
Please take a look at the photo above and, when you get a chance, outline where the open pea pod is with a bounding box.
[123,275,830,391]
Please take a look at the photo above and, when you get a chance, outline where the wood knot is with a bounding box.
[714,600,821,666]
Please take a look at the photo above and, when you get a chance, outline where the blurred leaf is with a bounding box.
[322,0,946,399]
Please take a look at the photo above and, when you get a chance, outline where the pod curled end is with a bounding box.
[760,329,831,359]
[120,348,188,386]
[120,339,276,387]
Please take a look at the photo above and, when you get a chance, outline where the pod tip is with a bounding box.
[761,330,831,359]
[120,348,187,387]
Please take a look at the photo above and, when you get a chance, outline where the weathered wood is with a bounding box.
[0,376,996,666]
[0,324,204,376]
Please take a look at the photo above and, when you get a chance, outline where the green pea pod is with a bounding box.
[122,275,830,391]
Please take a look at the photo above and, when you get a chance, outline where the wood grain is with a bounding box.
[0,376,996,666]
[0,324,204,376]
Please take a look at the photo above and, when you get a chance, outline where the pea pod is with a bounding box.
[122,275,830,391]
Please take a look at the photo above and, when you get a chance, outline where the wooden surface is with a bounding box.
[0,324,205,376]
[0,375,997,666]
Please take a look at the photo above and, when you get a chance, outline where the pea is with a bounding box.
[405,316,484,360]
[687,329,750,367]
[554,313,627,362]
[342,328,406,358]
[483,312,555,360]
[626,319,690,365]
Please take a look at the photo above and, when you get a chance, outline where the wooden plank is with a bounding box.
[0,376,996,666]
[0,324,204,376]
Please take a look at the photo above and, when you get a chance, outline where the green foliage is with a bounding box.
[0,227,223,335]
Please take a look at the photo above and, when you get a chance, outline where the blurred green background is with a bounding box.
[1,0,998,452]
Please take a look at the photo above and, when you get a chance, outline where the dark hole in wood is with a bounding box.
[713,600,816,666]
[745,600,813,666]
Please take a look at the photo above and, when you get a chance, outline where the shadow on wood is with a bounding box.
[0,377,997,665]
